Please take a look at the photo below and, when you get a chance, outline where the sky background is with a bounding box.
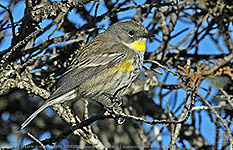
[0,0,232,149]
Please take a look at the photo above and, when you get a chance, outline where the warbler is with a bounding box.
[20,21,150,130]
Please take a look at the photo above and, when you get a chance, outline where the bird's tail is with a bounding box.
[19,89,77,130]
[19,100,53,130]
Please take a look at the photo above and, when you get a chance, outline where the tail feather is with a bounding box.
[19,101,52,130]
[19,89,77,130]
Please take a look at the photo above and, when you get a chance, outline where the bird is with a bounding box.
[20,21,150,130]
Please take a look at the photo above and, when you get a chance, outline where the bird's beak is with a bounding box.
[140,33,154,39]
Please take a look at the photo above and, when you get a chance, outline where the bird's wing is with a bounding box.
[49,41,126,100]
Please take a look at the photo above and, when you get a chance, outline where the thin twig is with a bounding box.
[1,28,42,65]
[142,64,162,75]
[0,4,16,42]
[198,93,233,149]
[144,59,179,76]
[26,132,46,150]
[219,88,233,108]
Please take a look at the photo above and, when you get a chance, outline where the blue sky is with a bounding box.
[1,0,232,148]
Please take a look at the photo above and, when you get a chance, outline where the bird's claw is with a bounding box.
[105,104,125,125]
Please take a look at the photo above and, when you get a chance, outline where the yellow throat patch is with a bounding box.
[132,41,146,51]
[113,58,133,72]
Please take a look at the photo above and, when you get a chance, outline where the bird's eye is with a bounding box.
[128,30,135,37]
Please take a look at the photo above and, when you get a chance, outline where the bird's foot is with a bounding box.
[104,104,125,125]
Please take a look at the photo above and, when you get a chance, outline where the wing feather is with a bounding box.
[49,38,126,100]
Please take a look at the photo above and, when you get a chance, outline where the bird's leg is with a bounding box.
[101,103,125,125]
[109,85,128,107]
[101,92,122,108]
[100,86,128,124]
[100,94,125,125]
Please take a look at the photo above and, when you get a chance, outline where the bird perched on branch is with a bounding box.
[20,21,151,130]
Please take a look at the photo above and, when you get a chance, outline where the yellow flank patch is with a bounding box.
[113,58,133,71]
[132,41,146,51]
